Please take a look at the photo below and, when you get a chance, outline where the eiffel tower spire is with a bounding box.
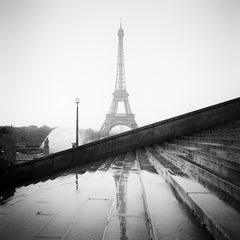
[115,20,126,90]
[100,23,138,137]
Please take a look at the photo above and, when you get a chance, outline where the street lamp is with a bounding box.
[75,98,80,147]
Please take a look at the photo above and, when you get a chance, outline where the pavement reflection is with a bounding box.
[0,151,213,240]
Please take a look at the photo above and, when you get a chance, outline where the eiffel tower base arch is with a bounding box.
[100,114,138,137]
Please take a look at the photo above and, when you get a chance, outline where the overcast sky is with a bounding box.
[0,0,239,130]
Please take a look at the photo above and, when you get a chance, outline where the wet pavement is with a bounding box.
[0,150,213,240]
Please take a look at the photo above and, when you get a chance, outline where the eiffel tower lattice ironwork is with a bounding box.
[100,23,138,137]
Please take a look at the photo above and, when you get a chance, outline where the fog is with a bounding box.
[0,0,239,130]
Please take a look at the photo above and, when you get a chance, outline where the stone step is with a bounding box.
[172,138,240,161]
[181,136,240,147]
[192,132,240,139]
[145,146,240,240]
[151,144,240,202]
[158,144,240,187]
[163,142,240,173]
[209,125,240,131]
[214,120,240,128]
[182,152,240,186]
[209,120,240,129]
[200,128,240,136]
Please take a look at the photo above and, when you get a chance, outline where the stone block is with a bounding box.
[53,153,72,172]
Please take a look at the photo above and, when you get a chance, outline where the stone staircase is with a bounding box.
[139,145,240,240]
[153,120,240,203]
[134,120,240,239]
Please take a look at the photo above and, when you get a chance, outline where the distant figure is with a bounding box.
[0,127,16,166]
[72,143,76,148]
[43,138,49,155]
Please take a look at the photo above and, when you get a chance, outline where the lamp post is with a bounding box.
[75,98,80,147]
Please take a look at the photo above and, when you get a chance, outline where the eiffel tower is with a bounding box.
[100,23,138,137]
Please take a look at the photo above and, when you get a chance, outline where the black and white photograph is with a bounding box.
[0,0,240,239]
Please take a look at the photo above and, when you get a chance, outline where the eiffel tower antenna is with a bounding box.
[100,23,138,137]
